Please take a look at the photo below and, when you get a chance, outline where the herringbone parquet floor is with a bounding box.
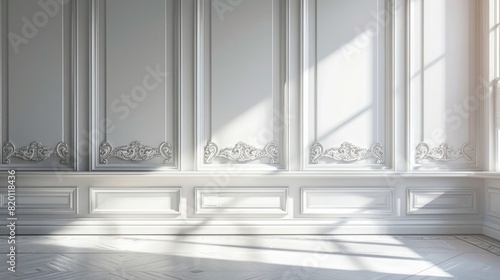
[1,235,500,279]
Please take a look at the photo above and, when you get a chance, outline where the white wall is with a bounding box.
[0,0,499,236]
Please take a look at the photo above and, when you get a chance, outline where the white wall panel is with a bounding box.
[0,187,77,215]
[0,0,495,237]
[90,187,181,215]
[302,0,392,169]
[195,187,288,216]
[301,188,394,216]
[487,187,500,218]
[196,0,287,169]
[1,0,76,170]
[91,0,180,170]
[409,0,480,169]
[496,80,500,171]
[0,171,489,235]
[407,188,478,215]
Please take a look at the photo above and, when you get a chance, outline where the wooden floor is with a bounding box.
[1,235,500,279]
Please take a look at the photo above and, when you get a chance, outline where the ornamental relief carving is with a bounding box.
[2,141,70,165]
[99,141,173,164]
[415,142,474,164]
[310,142,384,164]
[204,141,279,164]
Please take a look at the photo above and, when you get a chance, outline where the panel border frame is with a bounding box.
[1,187,78,215]
[407,0,484,171]
[407,187,479,215]
[90,0,182,171]
[300,0,395,171]
[89,186,182,215]
[300,187,395,216]
[486,187,500,218]
[195,0,290,171]
[194,187,289,217]
[0,0,78,171]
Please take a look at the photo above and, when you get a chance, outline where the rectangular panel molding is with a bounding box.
[1,0,77,170]
[487,188,500,218]
[301,188,394,216]
[90,0,180,170]
[196,0,288,170]
[1,187,77,215]
[195,187,288,216]
[407,188,478,215]
[409,0,481,170]
[90,187,181,215]
[301,0,393,170]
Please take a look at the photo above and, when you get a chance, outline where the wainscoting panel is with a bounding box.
[0,0,76,170]
[195,187,288,217]
[90,187,181,215]
[90,0,180,170]
[0,173,488,234]
[409,0,481,170]
[302,0,392,170]
[301,187,394,216]
[196,0,287,170]
[0,0,497,239]
[486,187,500,218]
[407,188,479,215]
[0,187,77,215]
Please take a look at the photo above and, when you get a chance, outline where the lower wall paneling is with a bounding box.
[484,186,500,240]
[195,187,288,217]
[407,188,479,215]
[90,187,181,215]
[486,187,500,218]
[301,188,394,216]
[1,187,78,215]
[0,174,488,235]
[484,219,500,241]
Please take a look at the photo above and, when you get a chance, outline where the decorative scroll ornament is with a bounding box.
[99,141,173,164]
[310,142,384,164]
[415,142,474,164]
[2,141,70,165]
[204,141,279,164]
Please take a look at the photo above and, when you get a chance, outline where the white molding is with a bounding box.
[0,0,77,171]
[310,142,385,164]
[195,187,288,217]
[0,0,4,172]
[300,0,394,171]
[89,187,181,215]
[195,0,289,170]
[415,142,475,164]
[1,187,77,215]
[407,188,479,215]
[405,0,412,172]
[3,171,498,178]
[71,0,79,171]
[301,187,394,216]
[486,187,500,217]
[408,0,482,171]
[90,0,181,171]
[496,79,500,171]
[1,0,499,238]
